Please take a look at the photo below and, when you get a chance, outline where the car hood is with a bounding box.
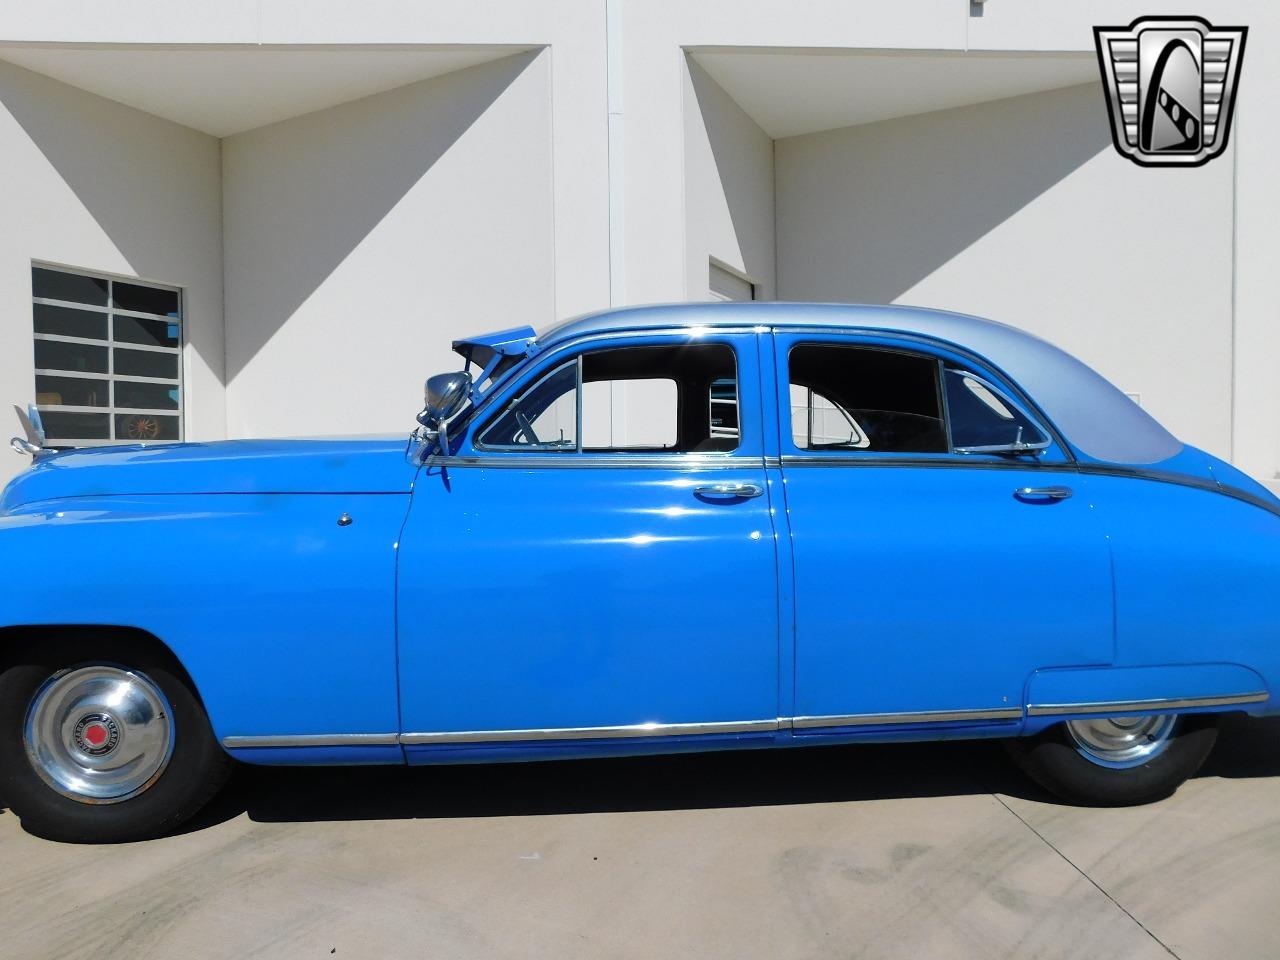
[0,438,416,511]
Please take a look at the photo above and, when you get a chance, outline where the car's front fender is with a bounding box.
[0,494,409,752]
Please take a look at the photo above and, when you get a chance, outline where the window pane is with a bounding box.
[29,267,184,449]
[790,384,868,449]
[581,343,736,453]
[114,348,179,380]
[477,361,578,450]
[35,339,109,375]
[709,377,739,443]
[115,413,180,442]
[32,268,107,306]
[582,379,678,449]
[35,375,108,408]
[115,314,180,348]
[40,411,110,441]
[33,304,108,340]
[114,380,180,411]
[944,369,1048,451]
[478,343,738,454]
[788,345,946,453]
[113,283,179,317]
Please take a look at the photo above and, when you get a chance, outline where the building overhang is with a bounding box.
[688,47,1099,138]
[0,43,535,136]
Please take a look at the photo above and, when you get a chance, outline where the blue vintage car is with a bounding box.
[2,302,1278,841]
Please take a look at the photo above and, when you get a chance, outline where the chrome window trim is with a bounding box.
[772,327,1075,461]
[457,326,760,445]
[430,453,761,470]
[777,455,1068,471]
[474,357,580,452]
[1026,691,1268,717]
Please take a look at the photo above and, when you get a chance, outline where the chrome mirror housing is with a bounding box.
[417,372,472,429]
[413,371,473,459]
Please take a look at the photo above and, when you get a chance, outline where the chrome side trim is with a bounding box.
[223,709,1036,751]
[431,454,764,471]
[790,707,1022,729]
[400,719,779,744]
[222,733,401,749]
[1074,463,1280,520]
[1026,691,1269,717]
[778,455,1066,471]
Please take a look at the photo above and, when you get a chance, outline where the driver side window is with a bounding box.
[475,343,739,453]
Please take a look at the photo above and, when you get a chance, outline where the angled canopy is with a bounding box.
[452,326,539,371]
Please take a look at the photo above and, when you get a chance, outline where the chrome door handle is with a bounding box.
[695,482,764,500]
[1014,485,1073,503]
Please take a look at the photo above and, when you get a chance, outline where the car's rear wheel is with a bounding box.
[0,638,232,842]
[1005,712,1220,805]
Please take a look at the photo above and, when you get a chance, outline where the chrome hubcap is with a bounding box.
[1065,714,1177,769]
[24,666,176,804]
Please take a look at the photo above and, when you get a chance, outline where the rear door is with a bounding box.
[772,331,1115,731]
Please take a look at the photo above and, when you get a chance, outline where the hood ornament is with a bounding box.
[11,404,50,459]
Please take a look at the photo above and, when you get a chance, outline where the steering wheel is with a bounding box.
[515,411,541,446]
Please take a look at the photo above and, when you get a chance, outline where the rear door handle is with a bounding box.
[695,482,764,500]
[1014,485,1073,503]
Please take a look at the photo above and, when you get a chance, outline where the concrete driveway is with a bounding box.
[1,715,1277,960]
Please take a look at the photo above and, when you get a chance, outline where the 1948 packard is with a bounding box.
[3,302,1278,842]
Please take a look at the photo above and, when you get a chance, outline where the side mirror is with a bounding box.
[417,372,472,429]
[414,372,473,459]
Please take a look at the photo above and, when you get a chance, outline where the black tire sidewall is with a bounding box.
[1008,714,1220,806]
[0,645,229,843]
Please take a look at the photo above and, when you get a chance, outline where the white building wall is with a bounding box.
[222,51,556,438]
[0,60,223,487]
[964,0,1280,491]
[0,0,1275,488]
[682,56,775,301]
[775,83,1235,459]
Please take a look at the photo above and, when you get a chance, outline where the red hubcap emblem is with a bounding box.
[73,714,120,756]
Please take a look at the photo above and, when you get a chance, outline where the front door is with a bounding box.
[772,333,1114,730]
[396,330,781,757]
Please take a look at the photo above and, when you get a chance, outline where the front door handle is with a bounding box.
[1014,485,1073,503]
[695,482,764,500]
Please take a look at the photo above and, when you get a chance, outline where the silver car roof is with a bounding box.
[539,302,1182,465]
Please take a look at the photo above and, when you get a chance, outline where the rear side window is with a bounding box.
[943,367,1048,453]
[787,345,947,453]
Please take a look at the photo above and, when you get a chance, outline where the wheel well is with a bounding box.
[0,625,197,692]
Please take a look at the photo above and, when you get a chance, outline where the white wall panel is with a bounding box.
[777,83,1235,459]
[683,57,775,302]
[221,52,556,439]
[0,61,223,487]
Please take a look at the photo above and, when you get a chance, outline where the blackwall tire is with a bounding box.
[1005,713,1220,806]
[0,640,232,843]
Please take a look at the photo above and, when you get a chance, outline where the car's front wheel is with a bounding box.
[1005,713,1220,805]
[0,638,232,842]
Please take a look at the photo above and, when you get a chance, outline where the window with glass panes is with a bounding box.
[31,265,183,447]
